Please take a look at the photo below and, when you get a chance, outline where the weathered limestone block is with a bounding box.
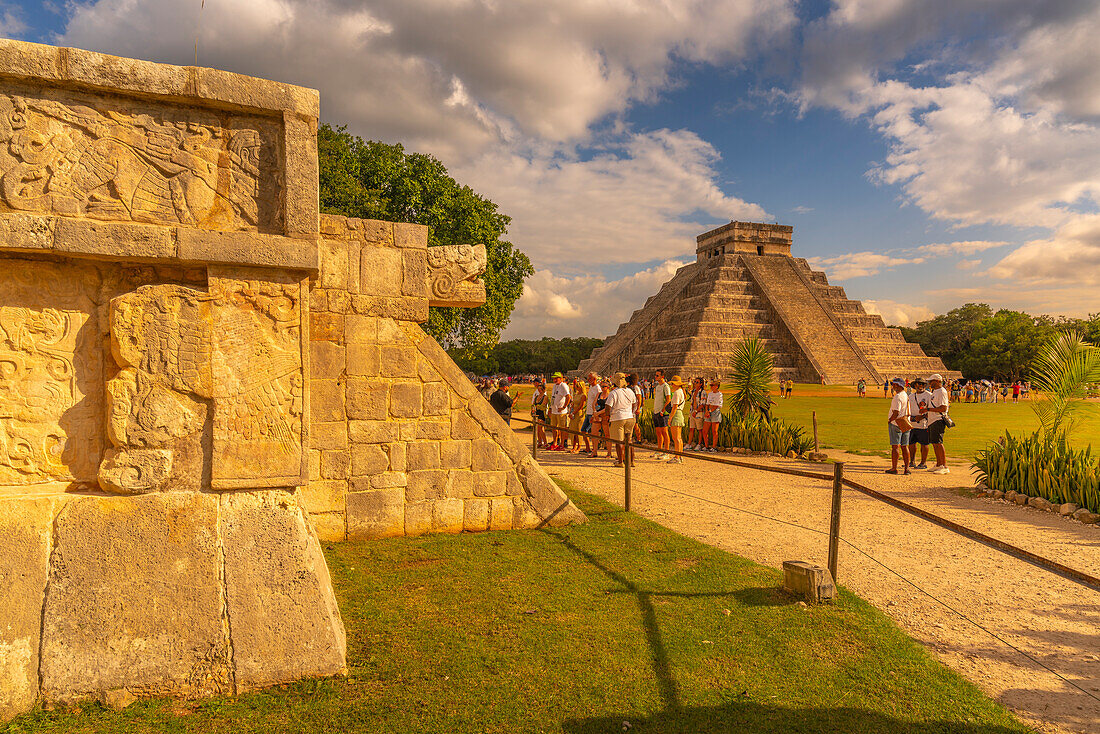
[407,443,441,471]
[517,456,587,527]
[346,379,388,420]
[0,497,57,721]
[348,419,389,444]
[423,382,450,416]
[219,491,346,690]
[381,345,418,378]
[464,498,490,532]
[389,382,423,418]
[416,420,450,440]
[405,501,433,536]
[352,443,389,476]
[300,479,346,514]
[311,312,343,342]
[312,421,348,449]
[311,380,346,423]
[320,451,349,480]
[407,469,447,502]
[489,497,514,531]
[451,411,482,440]
[39,493,231,702]
[309,512,347,543]
[310,340,345,380]
[385,442,407,471]
[360,246,404,298]
[513,497,541,530]
[346,342,380,376]
[347,489,405,540]
[472,438,512,472]
[433,498,464,534]
[474,471,508,497]
[447,469,474,498]
[440,440,472,469]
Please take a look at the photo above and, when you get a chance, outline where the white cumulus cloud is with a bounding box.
[504,260,690,340]
[862,299,934,327]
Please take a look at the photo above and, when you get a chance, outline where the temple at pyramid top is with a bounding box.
[575,221,960,384]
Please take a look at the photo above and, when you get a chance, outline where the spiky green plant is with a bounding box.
[729,337,774,418]
[1030,331,1100,437]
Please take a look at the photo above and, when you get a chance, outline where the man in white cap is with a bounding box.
[920,374,950,474]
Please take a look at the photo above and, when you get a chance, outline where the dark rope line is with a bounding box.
[584,468,1100,706]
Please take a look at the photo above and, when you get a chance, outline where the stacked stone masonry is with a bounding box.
[306,214,585,543]
[0,39,583,722]
[576,221,958,384]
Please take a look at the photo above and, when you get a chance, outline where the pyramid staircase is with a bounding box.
[574,222,958,384]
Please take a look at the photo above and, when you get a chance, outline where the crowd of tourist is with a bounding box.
[481,370,727,468]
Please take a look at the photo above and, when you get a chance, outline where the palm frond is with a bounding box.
[730,337,774,416]
[1030,331,1100,436]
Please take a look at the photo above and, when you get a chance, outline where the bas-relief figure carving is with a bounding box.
[0,84,282,232]
[427,243,486,307]
[100,274,304,494]
[0,260,101,487]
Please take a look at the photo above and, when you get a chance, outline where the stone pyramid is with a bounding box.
[575,222,959,384]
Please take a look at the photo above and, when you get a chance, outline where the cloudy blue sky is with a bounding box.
[5,0,1100,338]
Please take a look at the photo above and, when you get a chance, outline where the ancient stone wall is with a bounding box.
[305,214,585,541]
[0,39,331,721]
[0,39,584,722]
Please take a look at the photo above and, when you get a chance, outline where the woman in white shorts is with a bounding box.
[702,379,724,452]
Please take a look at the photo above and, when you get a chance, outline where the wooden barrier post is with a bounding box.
[624,432,632,512]
[827,462,844,583]
[813,411,819,454]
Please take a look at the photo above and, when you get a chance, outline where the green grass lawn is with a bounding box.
[767,385,1100,460]
[8,484,1029,734]
[507,382,1100,461]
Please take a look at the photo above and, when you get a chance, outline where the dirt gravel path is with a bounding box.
[526,433,1100,734]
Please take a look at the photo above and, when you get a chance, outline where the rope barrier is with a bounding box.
[588,465,1100,706]
[510,414,1100,594]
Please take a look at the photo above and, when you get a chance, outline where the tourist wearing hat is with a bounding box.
[907,377,932,469]
[582,372,600,455]
[568,377,587,453]
[531,380,548,449]
[665,376,686,463]
[548,372,571,451]
[886,378,912,474]
[604,372,638,467]
[652,370,672,460]
[489,379,513,426]
[702,378,724,453]
[920,374,950,474]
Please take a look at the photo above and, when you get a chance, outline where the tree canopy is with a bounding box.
[448,336,604,376]
[317,125,533,358]
[900,304,1100,380]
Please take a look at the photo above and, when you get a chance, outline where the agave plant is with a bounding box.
[729,337,774,417]
[1030,331,1100,437]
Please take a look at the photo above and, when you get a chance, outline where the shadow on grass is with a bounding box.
[561,702,1024,733]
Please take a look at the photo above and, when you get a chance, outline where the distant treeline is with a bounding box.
[899,303,1100,381]
[449,337,604,376]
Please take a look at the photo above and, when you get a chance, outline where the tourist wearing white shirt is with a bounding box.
[907,378,932,469]
[548,372,571,451]
[582,372,600,454]
[921,374,951,474]
[886,378,911,475]
[701,379,724,453]
[604,373,638,467]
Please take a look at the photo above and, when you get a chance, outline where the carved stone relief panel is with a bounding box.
[0,82,283,233]
[207,269,304,489]
[99,270,305,494]
[0,259,101,488]
[426,244,486,308]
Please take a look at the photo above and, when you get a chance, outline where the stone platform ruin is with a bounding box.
[0,39,583,721]
[576,221,958,384]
